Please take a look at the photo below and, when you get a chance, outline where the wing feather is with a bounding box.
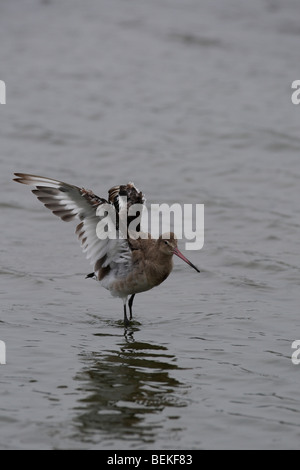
[108,182,145,234]
[14,173,133,280]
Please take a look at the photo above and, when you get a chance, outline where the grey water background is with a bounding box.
[1,0,300,450]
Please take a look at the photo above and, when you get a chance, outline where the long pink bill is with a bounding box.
[173,247,200,273]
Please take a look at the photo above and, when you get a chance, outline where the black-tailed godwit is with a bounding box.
[14,173,199,326]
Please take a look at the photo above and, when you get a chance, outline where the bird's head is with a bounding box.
[158,232,200,272]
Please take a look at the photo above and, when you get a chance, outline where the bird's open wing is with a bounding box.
[13,173,132,278]
[108,182,145,234]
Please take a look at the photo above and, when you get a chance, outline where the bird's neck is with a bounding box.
[146,249,173,287]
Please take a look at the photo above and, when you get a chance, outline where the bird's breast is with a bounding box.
[103,257,173,297]
[144,258,173,288]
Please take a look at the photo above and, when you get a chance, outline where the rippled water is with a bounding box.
[1,0,300,450]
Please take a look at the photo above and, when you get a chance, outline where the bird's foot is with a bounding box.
[85,272,96,280]
[124,319,131,328]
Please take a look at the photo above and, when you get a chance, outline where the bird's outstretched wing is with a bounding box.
[13,173,133,280]
[108,182,145,234]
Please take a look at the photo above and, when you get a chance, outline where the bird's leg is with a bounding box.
[128,294,135,321]
[123,298,130,327]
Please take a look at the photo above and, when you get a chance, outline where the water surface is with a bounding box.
[1,0,300,450]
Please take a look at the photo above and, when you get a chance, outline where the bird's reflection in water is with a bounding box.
[74,327,188,445]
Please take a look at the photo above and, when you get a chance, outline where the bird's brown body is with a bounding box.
[112,235,174,296]
[14,173,199,326]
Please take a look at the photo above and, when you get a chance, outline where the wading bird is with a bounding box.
[13,174,200,326]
